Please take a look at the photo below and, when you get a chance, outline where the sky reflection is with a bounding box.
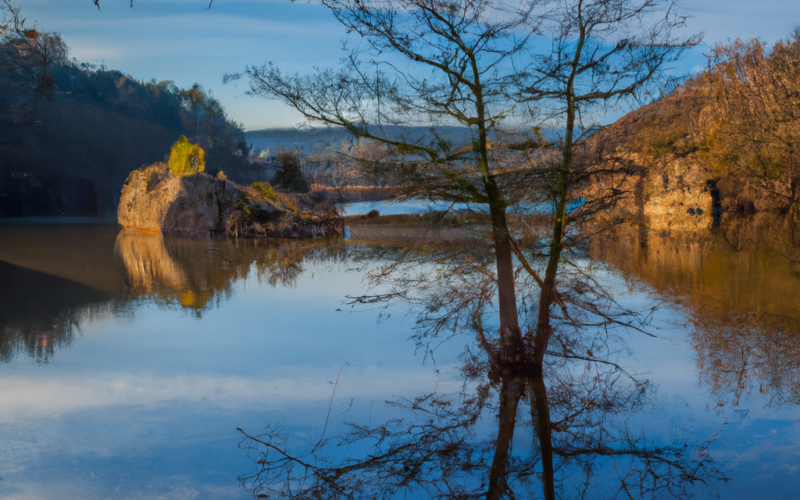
[0,224,799,498]
[0,225,464,498]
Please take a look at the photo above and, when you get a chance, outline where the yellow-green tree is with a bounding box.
[168,135,205,176]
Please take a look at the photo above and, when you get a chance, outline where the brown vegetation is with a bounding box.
[309,183,404,202]
[586,30,800,235]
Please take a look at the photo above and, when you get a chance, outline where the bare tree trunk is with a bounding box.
[531,290,557,500]
[528,370,555,500]
[529,88,577,500]
[487,375,526,500]
[484,173,528,499]
[486,177,526,364]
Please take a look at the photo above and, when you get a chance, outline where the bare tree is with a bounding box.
[0,0,68,121]
[225,0,704,498]
[511,1,700,495]
[90,0,712,497]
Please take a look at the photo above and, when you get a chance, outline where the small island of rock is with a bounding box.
[118,137,341,238]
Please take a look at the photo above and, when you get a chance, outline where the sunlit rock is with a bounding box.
[117,162,343,237]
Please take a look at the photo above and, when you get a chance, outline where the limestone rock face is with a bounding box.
[638,156,717,232]
[578,153,718,234]
[118,162,342,238]
[118,163,229,234]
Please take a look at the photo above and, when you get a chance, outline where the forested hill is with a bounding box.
[0,5,249,216]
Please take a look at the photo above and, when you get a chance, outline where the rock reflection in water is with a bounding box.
[116,231,345,312]
[0,223,344,361]
[590,225,800,407]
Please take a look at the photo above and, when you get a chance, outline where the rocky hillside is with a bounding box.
[584,34,800,234]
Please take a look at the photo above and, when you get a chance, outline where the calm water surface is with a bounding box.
[341,198,584,216]
[0,222,798,498]
[342,199,474,216]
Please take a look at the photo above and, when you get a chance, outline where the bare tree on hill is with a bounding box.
[1,0,68,121]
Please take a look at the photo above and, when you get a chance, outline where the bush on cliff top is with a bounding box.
[169,135,205,176]
[251,181,277,201]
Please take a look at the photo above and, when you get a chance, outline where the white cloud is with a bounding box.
[0,367,462,418]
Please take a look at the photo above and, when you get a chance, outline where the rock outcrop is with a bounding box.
[582,67,797,234]
[118,162,342,238]
[600,153,718,233]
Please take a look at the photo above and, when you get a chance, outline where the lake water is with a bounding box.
[0,221,799,499]
[341,199,586,217]
[341,199,474,216]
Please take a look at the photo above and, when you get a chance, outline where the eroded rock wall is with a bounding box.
[637,156,717,233]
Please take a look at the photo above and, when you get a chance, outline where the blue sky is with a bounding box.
[14,0,800,130]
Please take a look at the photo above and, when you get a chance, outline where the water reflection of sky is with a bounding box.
[342,200,474,216]
[0,224,798,498]
[342,199,586,216]
[0,225,464,498]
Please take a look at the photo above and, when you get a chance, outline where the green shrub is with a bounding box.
[251,181,277,201]
[169,135,205,176]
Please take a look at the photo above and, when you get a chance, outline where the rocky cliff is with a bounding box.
[581,80,748,234]
[586,37,800,235]
[117,162,342,238]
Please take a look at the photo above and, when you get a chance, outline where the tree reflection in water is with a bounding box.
[0,259,118,362]
[0,224,126,362]
[591,221,800,409]
[239,236,726,500]
[6,221,797,496]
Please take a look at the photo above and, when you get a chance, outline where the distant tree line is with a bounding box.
[0,0,250,216]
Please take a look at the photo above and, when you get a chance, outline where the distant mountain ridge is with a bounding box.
[244,124,568,158]
[245,125,475,155]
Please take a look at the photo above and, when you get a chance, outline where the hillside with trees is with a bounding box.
[589,29,800,237]
[0,0,251,216]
